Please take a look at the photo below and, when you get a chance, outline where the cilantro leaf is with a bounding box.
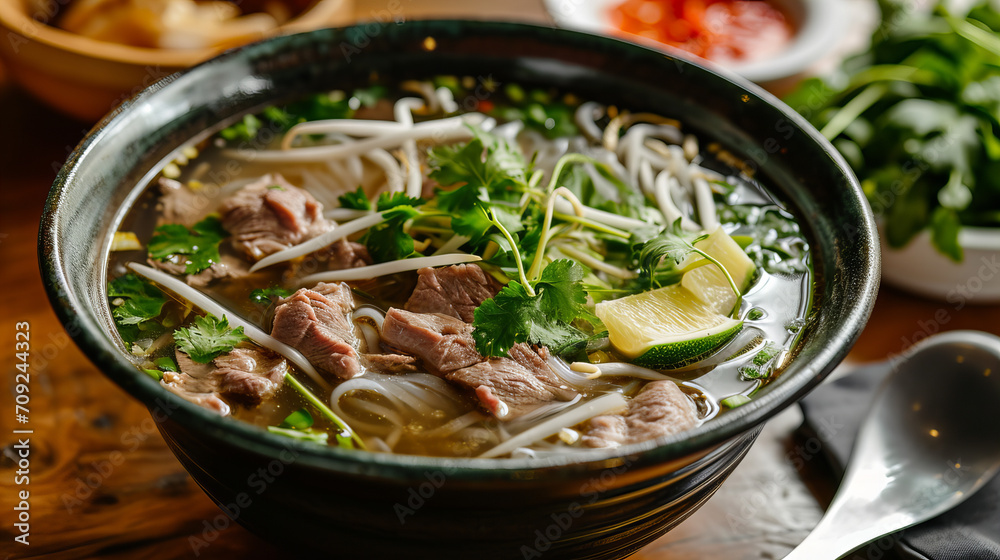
[108,274,168,325]
[930,206,963,262]
[428,131,527,195]
[338,186,371,210]
[249,286,293,305]
[219,114,262,142]
[361,206,420,262]
[472,260,592,357]
[375,192,424,211]
[635,219,707,287]
[108,273,168,343]
[535,259,588,323]
[174,315,249,363]
[148,216,229,275]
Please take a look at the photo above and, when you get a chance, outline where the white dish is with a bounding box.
[544,0,851,84]
[880,226,1000,305]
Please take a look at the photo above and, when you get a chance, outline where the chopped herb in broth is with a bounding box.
[106,78,811,458]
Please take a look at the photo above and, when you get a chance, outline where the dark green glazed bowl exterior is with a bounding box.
[40,20,879,559]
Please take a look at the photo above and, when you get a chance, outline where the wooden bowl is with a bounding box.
[0,0,353,120]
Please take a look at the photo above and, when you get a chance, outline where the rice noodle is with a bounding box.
[223,115,485,163]
[282,120,411,148]
[574,101,604,142]
[436,87,458,113]
[420,410,486,439]
[478,393,628,458]
[694,177,719,231]
[249,211,387,272]
[352,306,386,330]
[127,263,328,389]
[299,254,481,284]
[356,322,380,354]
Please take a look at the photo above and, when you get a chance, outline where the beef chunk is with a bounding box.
[362,352,419,374]
[582,381,699,448]
[270,282,361,380]
[161,346,287,415]
[156,178,208,227]
[404,264,501,323]
[149,245,250,287]
[380,308,578,419]
[316,239,373,270]
[380,309,481,372]
[447,345,577,419]
[220,174,329,260]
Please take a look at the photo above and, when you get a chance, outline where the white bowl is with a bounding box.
[880,226,1000,304]
[543,0,851,85]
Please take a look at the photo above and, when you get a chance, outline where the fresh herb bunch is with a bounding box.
[783,0,1000,261]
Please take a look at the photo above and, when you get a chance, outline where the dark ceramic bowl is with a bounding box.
[40,20,879,559]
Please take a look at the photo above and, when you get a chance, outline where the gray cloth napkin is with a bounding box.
[797,361,1000,560]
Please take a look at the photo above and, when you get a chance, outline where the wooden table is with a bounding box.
[2,2,999,558]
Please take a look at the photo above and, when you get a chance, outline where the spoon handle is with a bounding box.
[782,498,915,560]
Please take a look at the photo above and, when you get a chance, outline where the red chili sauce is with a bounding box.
[608,0,794,65]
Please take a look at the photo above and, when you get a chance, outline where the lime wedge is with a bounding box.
[681,226,756,315]
[595,283,743,369]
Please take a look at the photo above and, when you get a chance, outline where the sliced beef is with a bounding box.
[380,308,577,419]
[447,345,577,419]
[362,352,419,374]
[316,239,373,270]
[161,346,287,415]
[148,245,250,287]
[156,178,208,227]
[220,174,329,261]
[582,381,699,448]
[270,282,361,380]
[404,264,501,323]
[380,309,481,372]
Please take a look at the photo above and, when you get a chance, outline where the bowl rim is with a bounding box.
[0,0,349,67]
[40,19,880,479]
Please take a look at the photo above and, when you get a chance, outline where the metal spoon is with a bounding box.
[784,330,1000,560]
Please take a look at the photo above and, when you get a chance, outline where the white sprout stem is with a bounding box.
[552,198,647,230]
[555,245,637,280]
[693,177,719,232]
[367,147,405,193]
[224,116,483,163]
[431,234,472,256]
[683,134,699,162]
[478,393,628,458]
[527,187,585,282]
[299,254,481,285]
[249,211,387,273]
[127,263,329,390]
[654,171,701,231]
[325,208,372,221]
[395,98,425,198]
